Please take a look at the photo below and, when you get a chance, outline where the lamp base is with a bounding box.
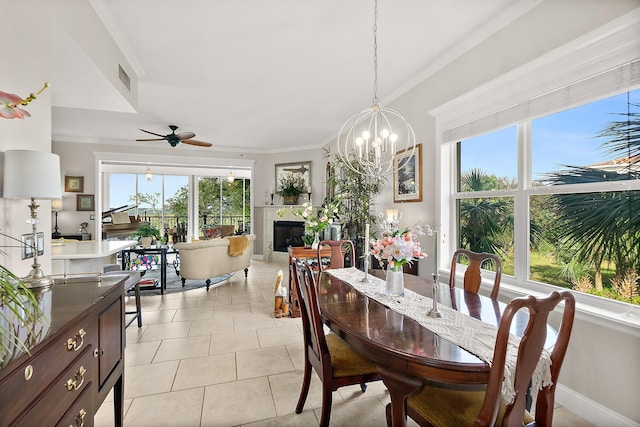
[22,268,55,291]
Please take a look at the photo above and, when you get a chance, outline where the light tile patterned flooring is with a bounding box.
[95,259,592,426]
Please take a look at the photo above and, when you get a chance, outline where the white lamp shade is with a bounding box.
[51,198,63,211]
[3,150,62,200]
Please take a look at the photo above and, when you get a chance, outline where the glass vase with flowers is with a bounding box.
[369,214,430,296]
[278,198,341,249]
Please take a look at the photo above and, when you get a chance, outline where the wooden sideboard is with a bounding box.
[0,276,126,426]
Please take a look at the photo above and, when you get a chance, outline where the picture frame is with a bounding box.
[21,232,44,260]
[275,161,311,193]
[64,175,84,193]
[76,194,95,211]
[393,143,422,202]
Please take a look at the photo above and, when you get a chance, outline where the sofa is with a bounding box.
[174,234,255,291]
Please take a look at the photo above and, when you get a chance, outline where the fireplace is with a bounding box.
[273,221,305,252]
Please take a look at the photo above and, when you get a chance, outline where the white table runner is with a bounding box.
[326,267,552,406]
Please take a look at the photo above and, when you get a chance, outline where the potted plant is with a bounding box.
[324,148,384,267]
[0,232,48,368]
[277,174,306,205]
[134,223,161,247]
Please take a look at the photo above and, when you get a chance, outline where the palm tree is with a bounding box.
[545,99,640,291]
[458,169,512,256]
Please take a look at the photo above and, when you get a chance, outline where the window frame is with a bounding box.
[433,11,640,332]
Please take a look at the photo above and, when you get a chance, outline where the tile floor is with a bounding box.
[95,259,592,426]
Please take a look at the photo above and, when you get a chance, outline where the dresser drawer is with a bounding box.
[0,314,95,421]
[14,346,94,427]
[56,383,94,427]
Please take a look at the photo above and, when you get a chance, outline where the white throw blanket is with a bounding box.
[326,268,552,407]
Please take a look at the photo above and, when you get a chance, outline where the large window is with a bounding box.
[108,173,250,240]
[454,88,640,306]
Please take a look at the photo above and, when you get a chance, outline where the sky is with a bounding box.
[108,174,188,211]
[461,88,640,182]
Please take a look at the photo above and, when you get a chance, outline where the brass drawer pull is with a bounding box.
[93,347,104,358]
[65,328,86,351]
[65,366,86,391]
[69,408,87,427]
[24,365,33,381]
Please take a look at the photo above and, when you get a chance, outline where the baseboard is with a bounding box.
[556,384,639,426]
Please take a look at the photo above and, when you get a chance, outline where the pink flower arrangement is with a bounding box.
[370,218,430,271]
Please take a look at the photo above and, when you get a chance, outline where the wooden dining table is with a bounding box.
[317,269,549,427]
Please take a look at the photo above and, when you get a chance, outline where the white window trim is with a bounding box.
[433,9,640,336]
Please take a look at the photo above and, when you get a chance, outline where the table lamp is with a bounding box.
[3,150,62,290]
[51,198,63,238]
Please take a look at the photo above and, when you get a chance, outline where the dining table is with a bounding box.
[317,268,555,427]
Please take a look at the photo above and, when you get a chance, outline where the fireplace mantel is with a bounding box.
[254,205,317,263]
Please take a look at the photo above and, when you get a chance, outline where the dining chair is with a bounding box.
[292,258,380,427]
[450,249,502,299]
[317,239,355,273]
[403,290,576,427]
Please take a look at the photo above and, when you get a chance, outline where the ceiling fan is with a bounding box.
[136,125,212,147]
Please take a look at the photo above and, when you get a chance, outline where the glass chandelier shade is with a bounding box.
[227,170,235,183]
[337,0,416,178]
[145,168,153,181]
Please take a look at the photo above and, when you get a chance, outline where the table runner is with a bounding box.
[326,267,552,407]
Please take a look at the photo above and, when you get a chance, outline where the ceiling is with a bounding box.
[51,0,538,154]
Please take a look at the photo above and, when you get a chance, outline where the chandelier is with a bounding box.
[227,170,235,183]
[145,167,153,181]
[337,0,416,178]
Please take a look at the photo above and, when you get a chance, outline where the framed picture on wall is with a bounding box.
[275,161,311,193]
[393,143,422,202]
[76,194,95,211]
[64,176,84,192]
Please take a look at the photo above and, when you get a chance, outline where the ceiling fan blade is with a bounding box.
[139,129,167,138]
[176,132,196,140]
[136,138,165,141]
[182,139,212,147]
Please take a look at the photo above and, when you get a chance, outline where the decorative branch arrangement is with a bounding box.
[0,82,50,119]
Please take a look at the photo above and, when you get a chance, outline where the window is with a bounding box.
[454,89,640,306]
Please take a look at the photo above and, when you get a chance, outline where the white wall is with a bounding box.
[0,1,55,276]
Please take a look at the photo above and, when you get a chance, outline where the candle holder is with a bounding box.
[360,253,371,284]
[308,192,312,202]
[427,273,444,318]
[270,193,274,205]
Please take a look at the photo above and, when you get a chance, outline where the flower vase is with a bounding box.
[385,265,404,297]
[311,232,320,250]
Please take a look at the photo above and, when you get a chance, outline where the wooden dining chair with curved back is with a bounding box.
[450,249,502,299]
[404,290,576,427]
[317,239,355,273]
[292,258,380,427]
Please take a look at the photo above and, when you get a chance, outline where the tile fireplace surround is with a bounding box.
[255,206,307,263]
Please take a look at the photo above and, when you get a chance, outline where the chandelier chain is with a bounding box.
[372,0,379,106]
